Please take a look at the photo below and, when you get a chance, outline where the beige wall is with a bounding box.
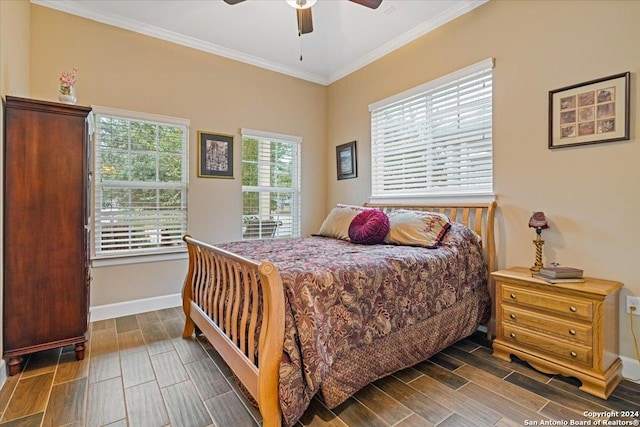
[1,0,30,97]
[327,0,640,363]
[28,5,328,306]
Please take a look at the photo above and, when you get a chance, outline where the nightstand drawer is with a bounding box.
[502,324,592,367]
[501,305,592,345]
[500,285,593,321]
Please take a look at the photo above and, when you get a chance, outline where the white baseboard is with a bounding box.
[621,355,640,383]
[90,293,181,322]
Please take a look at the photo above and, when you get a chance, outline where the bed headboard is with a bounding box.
[363,201,497,274]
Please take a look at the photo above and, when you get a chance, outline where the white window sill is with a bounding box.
[91,250,188,267]
[368,193,497,205]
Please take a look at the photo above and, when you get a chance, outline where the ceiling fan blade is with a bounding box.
[349,0,382,9]
[296,8,313,35]
[223,0,245,4]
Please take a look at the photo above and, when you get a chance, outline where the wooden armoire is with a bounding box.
[3,96,91,375]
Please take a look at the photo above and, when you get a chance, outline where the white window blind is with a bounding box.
[369,58,494,198]
[92,106,189,260]
[241,128,301,240]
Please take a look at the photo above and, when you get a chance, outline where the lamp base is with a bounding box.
[530,236,545,272]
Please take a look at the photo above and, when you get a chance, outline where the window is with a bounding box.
[92,106,189,263]
[241,128,301,240]
[369,58,494,199]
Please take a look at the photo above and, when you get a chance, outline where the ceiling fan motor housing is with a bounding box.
[223,0,383,36]
[286,0,317,9]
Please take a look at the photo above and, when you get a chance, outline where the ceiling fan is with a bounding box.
[223,0,383,36]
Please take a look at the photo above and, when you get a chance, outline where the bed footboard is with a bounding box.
[181,235,285,427]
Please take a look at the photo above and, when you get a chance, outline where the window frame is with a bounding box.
[91,105,189,266]
[368,58,495,204]
[240,128,302,240]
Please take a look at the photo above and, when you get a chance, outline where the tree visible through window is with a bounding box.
[241,129,301,239]
[92,106,189,260]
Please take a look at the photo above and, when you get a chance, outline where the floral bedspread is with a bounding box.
[218,222,487,426]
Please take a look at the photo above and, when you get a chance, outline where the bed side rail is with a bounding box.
[181,235,285,427]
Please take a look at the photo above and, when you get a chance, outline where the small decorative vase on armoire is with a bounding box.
[3,96,91,375]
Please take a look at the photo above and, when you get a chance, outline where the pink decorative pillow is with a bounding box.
[348,209,390,245]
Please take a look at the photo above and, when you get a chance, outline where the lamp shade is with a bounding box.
[528,211,549,229]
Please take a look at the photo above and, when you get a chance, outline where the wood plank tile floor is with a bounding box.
[0,307,638,426]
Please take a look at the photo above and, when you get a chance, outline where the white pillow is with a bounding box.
[384,209,452,248]
[317,204,366,240]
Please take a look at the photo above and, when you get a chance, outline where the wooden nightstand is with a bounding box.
[491,267,623,399]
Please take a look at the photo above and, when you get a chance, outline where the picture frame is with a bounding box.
[549,72,630,149]
[198,131,234,178]
[336,141,357,180]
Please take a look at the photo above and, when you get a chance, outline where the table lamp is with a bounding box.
[529,211,548,272]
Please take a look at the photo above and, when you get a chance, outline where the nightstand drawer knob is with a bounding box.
[510,332,516,338]
[569,306,577,313]
[569,329,576,335]
[510,293,517,299]
[510,313,516,319]
[570,351,577,357]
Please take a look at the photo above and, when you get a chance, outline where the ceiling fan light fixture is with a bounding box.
[286,0,317,10]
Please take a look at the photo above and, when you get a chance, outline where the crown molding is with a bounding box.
[32,0,486,86]
[31,0,330,85]
[328,0,489,84]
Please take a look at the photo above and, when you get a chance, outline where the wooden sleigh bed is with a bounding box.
[182,202,497,427]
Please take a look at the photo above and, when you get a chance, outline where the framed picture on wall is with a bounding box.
[198,131,234,178]
[549,72,630,149]
[336,141,357,180]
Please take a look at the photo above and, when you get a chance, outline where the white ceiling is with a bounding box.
[33,0,487,85]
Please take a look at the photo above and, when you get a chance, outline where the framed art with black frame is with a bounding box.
[198,131,234,178]
[336,141,357,180]
[549,72,630,149]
